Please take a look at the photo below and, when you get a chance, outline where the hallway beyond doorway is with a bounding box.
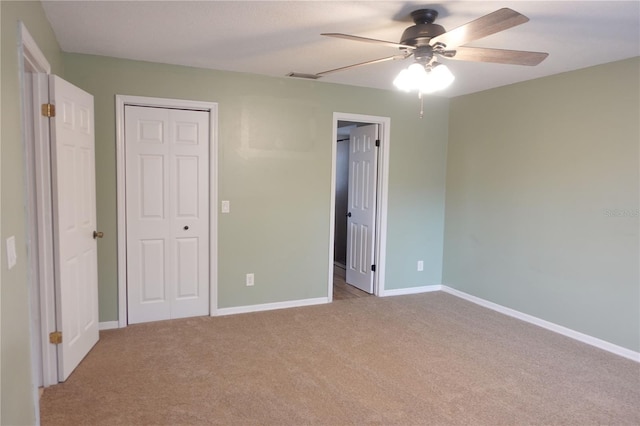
[333,265,370,300]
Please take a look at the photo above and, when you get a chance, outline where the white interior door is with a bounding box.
[346,124,379,293]
[125,106,209,324]
[49,75,99,382]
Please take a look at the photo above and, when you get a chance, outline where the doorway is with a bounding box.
[116,95,219,326]
[20,24,58,397]
[329,113,390,301]
[21,22,101,408]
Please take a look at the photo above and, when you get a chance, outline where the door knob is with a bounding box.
[93,231,104,239]
[346,212,352,218]
[183,226,189,230]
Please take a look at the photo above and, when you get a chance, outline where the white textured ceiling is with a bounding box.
[41,1,640,97]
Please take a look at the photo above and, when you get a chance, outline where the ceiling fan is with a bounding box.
[289,7,548,81]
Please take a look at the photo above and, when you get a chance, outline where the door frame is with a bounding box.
[328,113,390,301]
[115,95,219,327]
[18,21,59,396]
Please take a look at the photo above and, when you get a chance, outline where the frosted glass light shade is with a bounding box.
[393,62,454,94]
[393,63,428,92]
[422,63,454,94]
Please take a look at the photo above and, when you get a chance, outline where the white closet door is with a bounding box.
[125,106,209,324]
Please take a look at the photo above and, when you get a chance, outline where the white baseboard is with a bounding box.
[215,297,329,316]
[98,321,119,330]
[441,285,640,363]
[382,285,442,297]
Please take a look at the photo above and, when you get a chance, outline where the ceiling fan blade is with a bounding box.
[430,8,529,49]
[446,46,548,66]
[316,53,412,76]
[322,33,415,50]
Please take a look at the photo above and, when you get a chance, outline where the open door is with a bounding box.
[48,75,99,381]
[346,124,379,293]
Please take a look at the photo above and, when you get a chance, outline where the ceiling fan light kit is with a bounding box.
[393,62,454,94]
[292,6,548,116]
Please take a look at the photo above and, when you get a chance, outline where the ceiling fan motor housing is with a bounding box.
[400,9,446,47]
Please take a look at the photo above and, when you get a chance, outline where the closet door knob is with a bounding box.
[183,226,189,230]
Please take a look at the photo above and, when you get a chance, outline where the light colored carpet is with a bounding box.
[40,292,639,425]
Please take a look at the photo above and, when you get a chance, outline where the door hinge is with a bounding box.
[41,103,56,118]
[371,264,376,272]
[49,331,62,345]
[375,139,380,147]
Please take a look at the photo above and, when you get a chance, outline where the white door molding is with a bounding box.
[329,113,390,301]
[18,21,57,391]
[19,21,51,74]
[18,23,54,426]
[116,95,219,327]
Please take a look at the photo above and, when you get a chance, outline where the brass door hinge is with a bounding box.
[49,331,62,345]
[41,103,56,118]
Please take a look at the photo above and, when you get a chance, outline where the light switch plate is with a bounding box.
[221,200,230,213]
[6,236,17,269]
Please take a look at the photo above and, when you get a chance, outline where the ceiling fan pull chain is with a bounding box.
[419,92,424,119]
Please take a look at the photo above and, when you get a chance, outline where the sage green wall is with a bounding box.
[444,58,640,351]
[1,2,65,424]
[61,53,449,321]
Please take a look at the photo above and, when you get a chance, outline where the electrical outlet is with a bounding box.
[246,273,254,287]
[417,260,424,272]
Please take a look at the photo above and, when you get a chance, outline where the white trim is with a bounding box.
[382,285,442,297]
[441,286,640,363]
[18,21,58,392]
[329,113,390,301]
[98,321,119,331]
[115,95,219,326]
[19,22,51,74]
[18,23,53,425]
[216,297,329,316]
[32,74,57,388]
